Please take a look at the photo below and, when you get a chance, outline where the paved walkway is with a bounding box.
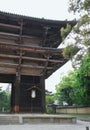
[0,120,90,130]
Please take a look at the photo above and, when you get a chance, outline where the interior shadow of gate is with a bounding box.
[27,85,42,113]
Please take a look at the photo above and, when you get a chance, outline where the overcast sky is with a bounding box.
[0,0,77,20]
[0,0,77,92]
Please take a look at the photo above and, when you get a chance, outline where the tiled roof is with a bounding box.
[0,11,76,26]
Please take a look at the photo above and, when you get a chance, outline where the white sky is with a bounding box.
[45,61,73,92]
[0,0,76,20]
[0,0,77,92]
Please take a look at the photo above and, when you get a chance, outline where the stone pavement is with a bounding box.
[0,120,90,130]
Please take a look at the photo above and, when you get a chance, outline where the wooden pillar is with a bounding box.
[10,73,20,113]
[40,76,46,113]
[13,45,22,113]
[13,72,20,113]
[10,83,15,112]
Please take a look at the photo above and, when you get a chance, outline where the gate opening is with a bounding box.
[0,83,12,113]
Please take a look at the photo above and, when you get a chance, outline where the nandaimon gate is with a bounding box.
[0,11,76,113]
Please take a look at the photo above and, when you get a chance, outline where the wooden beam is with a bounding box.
[22,64,52,69]
[0,54,19,59]
[0,31,41,39]
[0,41,62,54]
[0,32,19,39]
[42,55,49,75]
[0,66,44,76]
[0,63,17,68]
[0,62,52,69]
[0,54,63,63]
[0,67,16,74]
[0,61,52,75]
[0,23,20,29]
[23,56,62,63]
[21,67,43,76]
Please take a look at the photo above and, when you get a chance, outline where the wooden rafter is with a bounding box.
[0,23,20,29]
[0,31,38,39]
[0,42,62,54]
[0,61,52,76]
[41,54,50,75]
[0,54,63,63]
[0,62,52,69]
[0,11,75,78]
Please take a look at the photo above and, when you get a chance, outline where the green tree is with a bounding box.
[55,0,90,107]
[60,23,72,40]
[68,0,90,14]
[45,90,54,105]
[61,0,90,67]
[0,90,11,112]
[56,0,90,106]
[55,54,90,106]
[62,45,79,60]
[55,72,74,106]
[70,55,90,105]
[45,90,55,113]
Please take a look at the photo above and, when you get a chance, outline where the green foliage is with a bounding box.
[55,72,75,105]
[67,0,90,67]
[70,85,89,105]
[73,15,90,34]
[84,0,90,10]
[69,0,84,13]
[58,0,90,106]
[46,95,55,114]
[76,54,90,90]
[45,90,55,113]
[0,90,11,112]
[46,95,54,105]
[69,0,90,13]
[57,0,90,106]
[73,15,90,49]
[62,45,79,59]
[71,55,90,105]
[60,23,72,40]
[84,39,90,46]
[55,54,90,106]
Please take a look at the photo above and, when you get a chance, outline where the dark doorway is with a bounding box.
[19,76,43,113]
[0,74,46,113]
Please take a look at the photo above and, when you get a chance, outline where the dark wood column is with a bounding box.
[13,72,20,113]
[10,82,15,112]
[10,72,21,113]
[13,21,23,113]
[40,76,46,113]
[12,51,22,113]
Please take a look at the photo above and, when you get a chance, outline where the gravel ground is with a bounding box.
[0,120,90,130]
